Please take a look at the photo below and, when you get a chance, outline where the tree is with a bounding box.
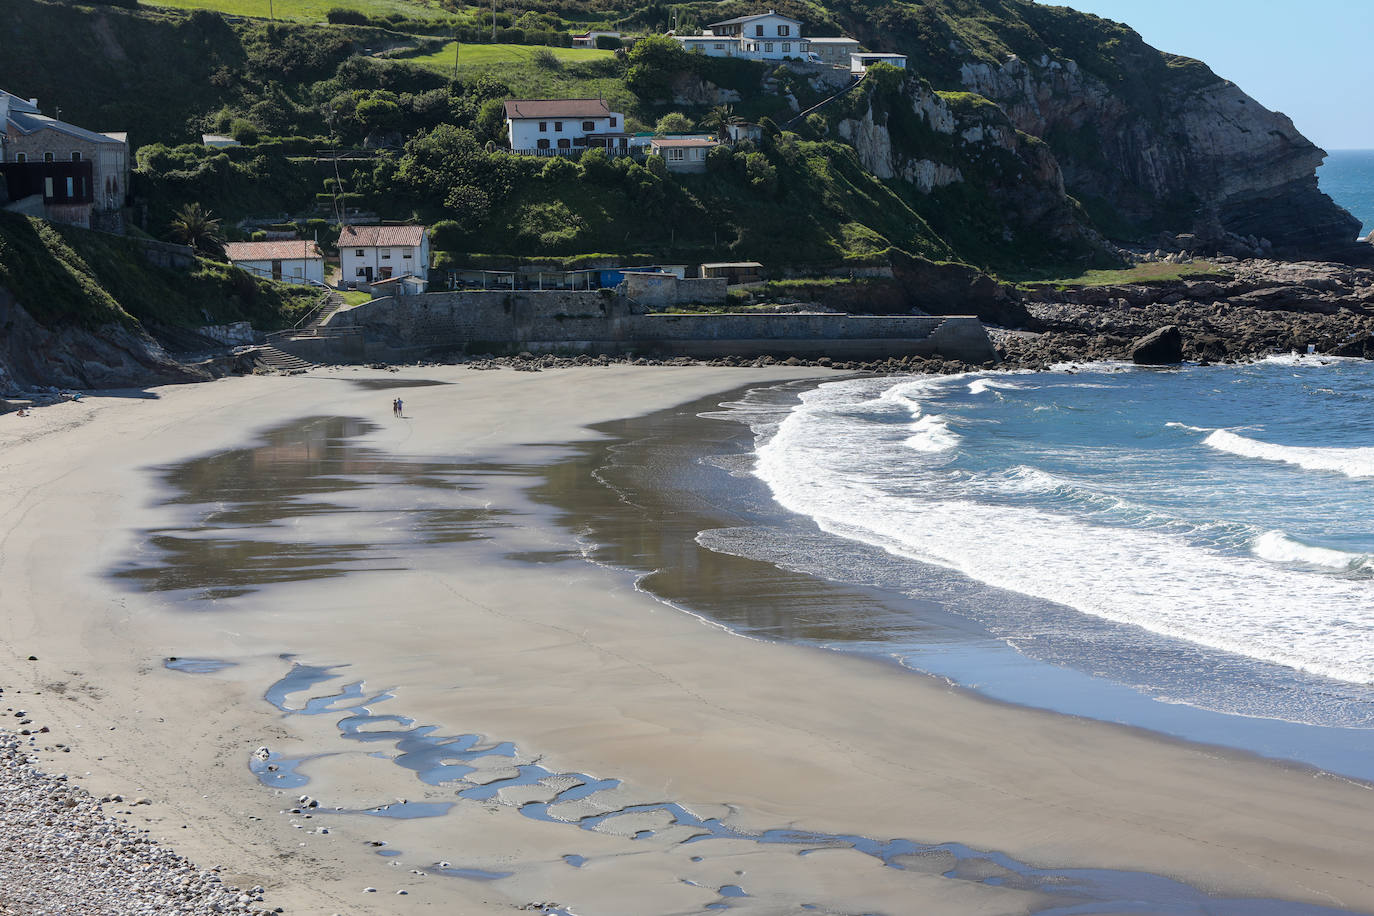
[229,118,259,145]
[699,104,735,134]
[742,152,777,193]
[356,98,403,135]
[168,203,225,256]
[654,112,693,134]
[625,34,691,100]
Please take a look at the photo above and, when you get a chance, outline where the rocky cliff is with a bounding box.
[838,0,1362,262]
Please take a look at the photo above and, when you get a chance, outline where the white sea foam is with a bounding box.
[1253,530,1372,572]
[753,377,1374,686]
[1204,429,1374,479]
[904,415,960,452]
[967,378,1024,395]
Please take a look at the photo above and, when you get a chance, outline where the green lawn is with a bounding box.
[140,0,449,23]
[1023,260,1234,288]
[406,42,613,71]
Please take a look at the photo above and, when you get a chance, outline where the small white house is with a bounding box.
[572,30,621,48]
[224,240,325,285]
[338,224,429,285]
[851,52,908,75]
[650,136,718,173]
[201,134,239,148]
[504,99,627,154]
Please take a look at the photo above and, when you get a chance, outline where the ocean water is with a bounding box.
[689,358,1374,765]
[1318,149,1374,237]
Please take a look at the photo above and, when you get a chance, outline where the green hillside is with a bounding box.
[0,211,316,330]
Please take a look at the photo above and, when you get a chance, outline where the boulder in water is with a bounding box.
[1130,325,1184,364]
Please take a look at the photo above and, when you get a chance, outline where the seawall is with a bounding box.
[279,290,995,364]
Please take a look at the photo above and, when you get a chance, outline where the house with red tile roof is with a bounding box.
[224,239,325,285]
[503,99,635,155]
[338,224,430,285]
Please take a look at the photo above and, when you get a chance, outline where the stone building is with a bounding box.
[0,89,129,231]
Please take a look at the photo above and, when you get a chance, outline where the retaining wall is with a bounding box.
[298,290,995,363]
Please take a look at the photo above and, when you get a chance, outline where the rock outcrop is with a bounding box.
[0,287,203,391]
[1129,325,1183,364]
[952,48,1360,261]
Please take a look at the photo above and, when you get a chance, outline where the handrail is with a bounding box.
[785,72,866,128]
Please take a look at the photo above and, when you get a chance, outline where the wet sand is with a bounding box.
[2,366,1374,915]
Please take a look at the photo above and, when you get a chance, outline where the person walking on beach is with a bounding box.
[396,397,404,418]
[391,397,400,417]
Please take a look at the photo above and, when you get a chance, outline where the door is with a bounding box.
[271,260,282,280]
[364,266,373,282]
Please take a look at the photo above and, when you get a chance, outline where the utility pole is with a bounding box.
[453,36,460,78]
[268,0,273,20]
[492,0,497,41]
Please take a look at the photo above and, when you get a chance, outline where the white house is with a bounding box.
[504,99,627,154]
[851,52,908,75]
[650,136,718,173]
[338,224,429,285]
[676,11,809,60]
[224,240,325,285]
[572,30,621,48]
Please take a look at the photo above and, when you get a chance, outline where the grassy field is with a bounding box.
[139,0,449,23]
[1023,260,1234,288]
[406,41,613,71]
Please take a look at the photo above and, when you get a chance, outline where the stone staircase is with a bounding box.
[254,346,315,372]
[303,291,346,330]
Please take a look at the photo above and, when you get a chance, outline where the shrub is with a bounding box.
[742,152,777,193]
[643,154,667,178]
[706,144,735,173]
[595,35,622,50]
[229,118,259,145]
[626,34,691,100]
[325,7,369,24]
[578,147,615,183]
[654,112,693,134]
[541,155,579,181]
[356,98,403,134]
[532,48,562,70]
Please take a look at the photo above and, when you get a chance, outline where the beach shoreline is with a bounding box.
[3,365,1374,915]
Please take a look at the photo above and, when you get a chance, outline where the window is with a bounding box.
[554,121,563,132]
[539,121,547,132]
[72,151,81,161]
[778,24,790,36]
[557,138,571,149]
[44,177,53,197]
[764,42,774,52]
[65,177,74,197]
[537,138,550,150]
[782,42,791,52]
[44,152,54,162]
[714,43,724,50]
[14,153,24,163]
[356,267,366,277]
[666,148,684,160]
[755,24,763,36]
[609,116,617,127]
[582,120,594,131]
[382,249,391,260]
[355,249,364,256]
[402,249,413,259]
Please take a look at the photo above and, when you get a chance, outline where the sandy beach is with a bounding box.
[3,364,1374,915]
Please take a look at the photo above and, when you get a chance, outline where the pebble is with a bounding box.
[0,729,280,914]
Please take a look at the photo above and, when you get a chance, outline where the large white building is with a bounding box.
[675,11,810,61]
[503,99,629,154]
[224,240,326,286]
[338,224,429,285]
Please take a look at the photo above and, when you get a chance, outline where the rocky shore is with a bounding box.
[0,704,280,916]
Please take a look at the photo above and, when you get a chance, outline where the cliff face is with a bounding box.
[828,72,1100,267]
[839,0,1361,261]
[956,53,1359,258]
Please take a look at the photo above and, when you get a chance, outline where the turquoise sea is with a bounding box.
[1318,149,1374,237]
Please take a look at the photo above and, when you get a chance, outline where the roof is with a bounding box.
[701,261,763,269]
[503,99,615,120]
[706,11,802,28]
[853,52,907,58]
[224,240,324,262]
[5,109,125,146]
[651,136,719,148]
[807,36,861,43]
[339,224,427,248]
[0,90,39,113]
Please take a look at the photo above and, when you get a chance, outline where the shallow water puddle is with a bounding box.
[259,661,1363,915]
[114,416,512,599]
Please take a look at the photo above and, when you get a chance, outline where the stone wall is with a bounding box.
[312,290,995,363]
[622,272,727,307]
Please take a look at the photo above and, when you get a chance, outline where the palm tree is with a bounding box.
[168,203,225,256]
[699,104,736,136]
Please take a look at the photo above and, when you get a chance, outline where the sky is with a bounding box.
[1041,1,1374,149]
